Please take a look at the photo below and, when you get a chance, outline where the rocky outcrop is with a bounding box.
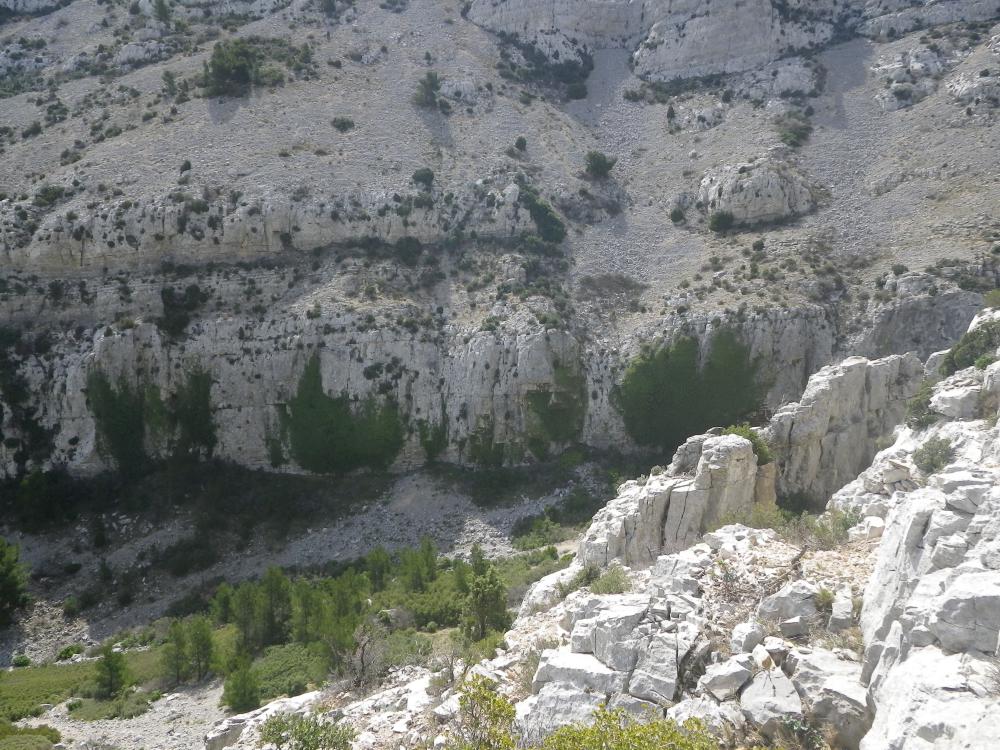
[577,434,757,568]
[0,293,845,481]
[697,157,818,226]
[467,0,1000,82]
[767,353,923,508]
[1,182,534,272]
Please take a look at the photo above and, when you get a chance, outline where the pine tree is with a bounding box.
[465,566,508,641]
[232,582,262,653]
[187,615,214,681]
[95,643,129,698]
[261,567,291,646]
[153,0,171,24]
[161,620,188,685]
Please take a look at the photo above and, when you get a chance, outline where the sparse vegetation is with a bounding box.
[775,110,813,148]
[259,713,355,750]
[584,151,617,179]
[940,320,1000,376]
[913,436,954,475]
[906,380,938,429]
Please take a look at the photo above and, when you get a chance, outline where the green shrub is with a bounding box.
[983,289,1000,308]
[670,207,685,223]
[905,380,938,430]
[940,321,1000,376]
[722,424,773,465]
[259,713,354,750]
[0,736,53,750]
[452,679,717,750]
[331,117,354,132]
[253,643,327,701]
[805,509,862,549]
[514,136,527,151]
[556,565,600,599]
[62,597,81,619]
[94,644,129,699]
[708,211,735,233]
[412,168,434,187]
[57,644,84,661]
[541,707,717,750]
[222,662,259,712]
[615,330,763,453]
[975,354,997,370]
[517,181,566,244]
[205,37,312,97]
[11,656,29,668]
[589,565,630,595]
[913,436,954,475]
[775,110,813,148]
[66,691,151,721]
[584,151,616,179]
[0,722,59,747]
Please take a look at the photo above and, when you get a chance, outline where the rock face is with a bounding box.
[577,434,757,568]
[698,158,818,226]
[0,300,844,480]
[767,353,924,507]
[467,0,1000,81]
[1,182,534,273]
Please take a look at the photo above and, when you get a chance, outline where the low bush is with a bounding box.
[775,110,813,148]
[584,151,616,179]
[940,320,1000,376]
[259,713,354,750]
[331,117,354,132]
[589,565,630,595]
[905,380,938,429]
[412,168,434,188]
[253,643,328,702]
[913,436,954,475]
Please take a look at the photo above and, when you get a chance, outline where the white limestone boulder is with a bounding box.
[739,668,802,737]
[757,580,819,623]
[698,159,817,226]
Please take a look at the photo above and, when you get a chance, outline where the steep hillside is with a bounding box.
[0,0,997,484]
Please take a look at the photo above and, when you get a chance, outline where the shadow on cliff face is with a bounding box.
[816,37,875,132]
[563,48,632,128]
[206,93,254,125]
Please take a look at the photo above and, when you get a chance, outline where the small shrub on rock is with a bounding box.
[589,565,630,595]
[722,423,772,465]
[913,436,954,475]
[905,380,938,429]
